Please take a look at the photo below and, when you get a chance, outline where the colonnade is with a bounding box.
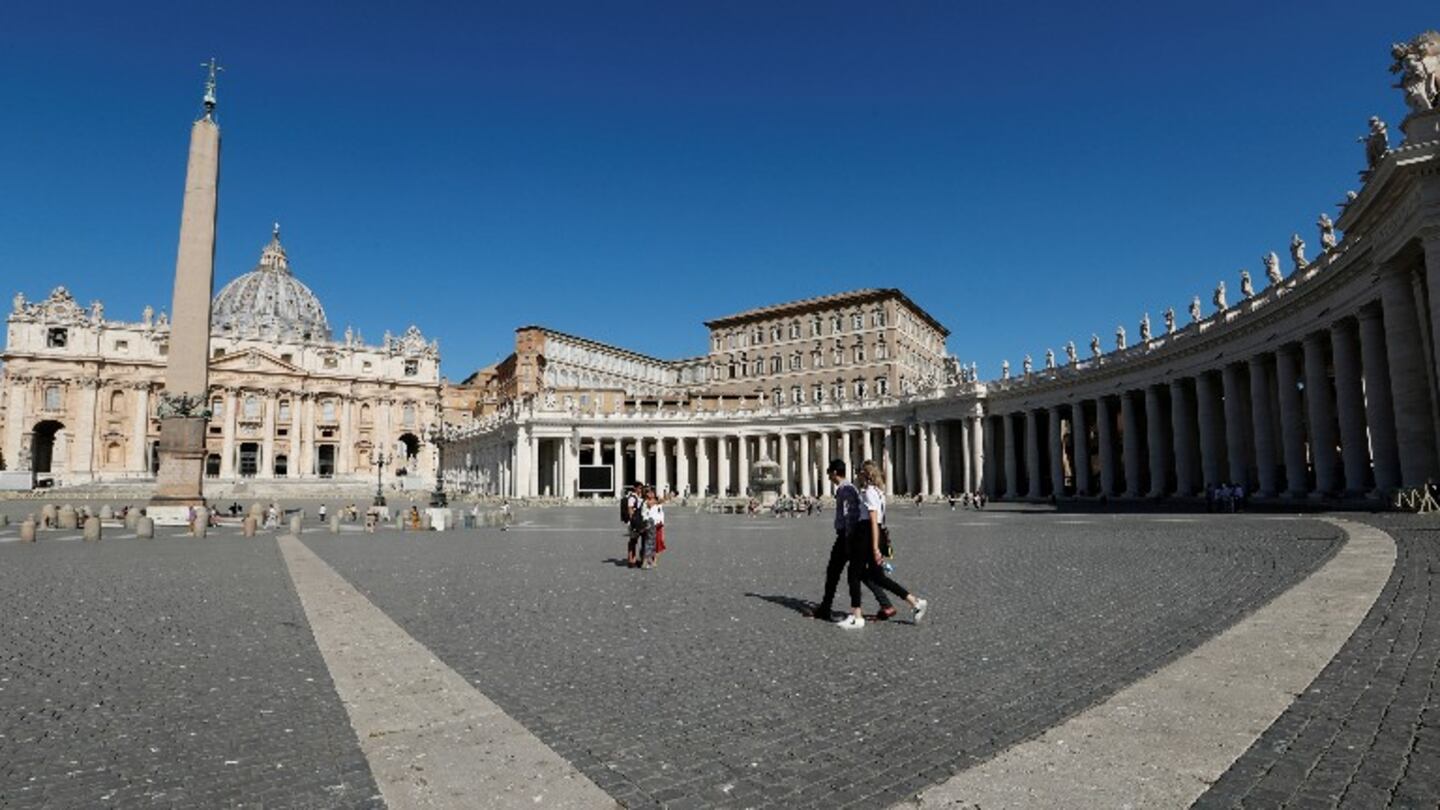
[983,263,1440,500]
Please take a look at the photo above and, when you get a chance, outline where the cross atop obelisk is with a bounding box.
[150,61,224,523]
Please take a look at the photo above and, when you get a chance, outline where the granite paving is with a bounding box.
[300,506,1343,809]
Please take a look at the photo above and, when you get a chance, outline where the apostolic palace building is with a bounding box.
[10,30,1440,509]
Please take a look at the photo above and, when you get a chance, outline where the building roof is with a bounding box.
[212,226,331,342]
[514,325,673,366]
[703,288,949,337]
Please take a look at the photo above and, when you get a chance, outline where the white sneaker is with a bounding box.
[836,614,865,630]
[913,598,929,624]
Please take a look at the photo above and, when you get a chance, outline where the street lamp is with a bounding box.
[373,451,390,507]
[427,423,448,507]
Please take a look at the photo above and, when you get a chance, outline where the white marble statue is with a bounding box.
[1213,281,1228,312]
[141,305,153,327]
[1318,213,1337,251]
[1044,348,1056,370]
[1264,251,1283,286]
[1023,354,1033,376]
[1065,341,1078,366]
[1240,270,1254,299]
[1164,307,1176,334]
[970,361,978,381]
[1115,325,1127,351]
[155,311,168,329]
[1189,296,1202,323]
[1090,334,1101,358]
[1001,359,1011,380]
[90,301,103,323]
[1361,117,1389,172]
[1291,233,1307,271]
[1139,313,1151,342]
[344,326,354,345]
[12,292,24,314]
[1390,33,1440,114]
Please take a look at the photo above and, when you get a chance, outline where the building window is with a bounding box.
[360,403,372,423]
[46,328,68,348]
[243,395,261,419]
[832,380,845,401]
[274,455,288,478]
[404,359,419,376]
[790,352,802,371]
[830,315,843,333]
[324,355,338,369]
[211,397,224,418]
[788,321,800,339]
[114,340,129,354]
[323,400,338,422]
[770,355,782,374]
[278,400,291,422]
[811,349,823,369]
[105,442,122,465]
[812,384,824,404]
[873,308,886,327]
[158,343,168,356]
[833,343,844,365]
[212,348,224,358]
[851,313,864,330]
[752,358,764,376]
[855,379,868,399]
[810,317,822,337]
[205,454,221,478]
[769,325,781,342]
[854,340,866,363]
[753,327,764,344]
[790,385,802,404]
[281,353,294,363]
[876,376,889,396]
[771,388,782,406]
[108,389,125,413]
[41,383,62,411]
[402,403,416,426]
[876,340,888,360]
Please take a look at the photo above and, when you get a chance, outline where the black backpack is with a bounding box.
[620,495,631,523]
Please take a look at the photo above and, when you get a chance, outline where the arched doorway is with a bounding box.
[32,421,63,473]
[397,433,420,477]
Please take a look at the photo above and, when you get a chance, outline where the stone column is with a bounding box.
[717,435,731,496]
[1330,319,1371,495]
[1096,397,1116,496]
[563,433,577,498]
[1,379,27,471]
[676,436,690,497]
[129,384,152,474]
[1358,306,1400,492]
[1381,268,1440,487]
[1121,391,1142,497]
[883,428,896,496]
[1169,380,1197,496]
[842,430,854,478]
[777,433,791,495]
[336,397,351,476]
[73,379,99,480]
[1303,332,1341,495]
[1047,408,1065,497]
[1222,363,1251,490]
[1275,345,1309,496]
[260,395,277,479]
[696,436,710,496]
[737,434,750,496]
[301,396,317,477]
[1248,358,1279,497]
[798,431,811,496]
[1195,372,1224,490]
[655,436,669,496]
[152,109,221,509]
[1145,386,1169,497]
[959,419,973,493]
[635,436,648,490]
[1020,411,1039,498]
[611,439,623,496]
[863,427,876,466]
[929,421,944,496]
[1002,414,1019,498]
[970,415,985,495]
[1071,402,1090,496]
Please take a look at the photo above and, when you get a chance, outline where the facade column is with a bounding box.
[778,433,791,496]
[676,436,690,497]
[1330,319,1371,495]
[969,414,985,495]
[1071,401,1090,496]
[336,397,350,476]
[1,380,27,471]
[914,423,929,496]
[959,419,972,493]
[73,379,99,480]
[883,428,896,495]
[798,431,811,497]
[1248,358,1279,497]
[1121,391,1142,497]
[1303,332,1341,495]
[1145,385,1170,497]
[929,421,944,496]
[1381,267,1440,487]
[1275,345,1309,496]
[862,427,875,466]
[737,434,750,496]
[1047,408,1065,497]
[1222,363,1251,490]
[1358,306,1401,492]
[1022,411,1040,498]
[612,439,623,496]
[214,387,233,478]
[1096,398,1116,496]
[1002,414,1018,498]
[655,436,669,496]
[1195,372,1224,490]
[1169,380,1196,496]
[635,436,648,491]
[717,435,731,496]
[301,396,317,477]
[260,394,277,478]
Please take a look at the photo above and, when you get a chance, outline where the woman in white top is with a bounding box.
[838,460,929,629]
[640,487,664,569]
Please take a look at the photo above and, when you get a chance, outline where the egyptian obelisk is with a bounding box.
[150,60,222,523]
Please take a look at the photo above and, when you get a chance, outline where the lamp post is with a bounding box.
[427,423,448,507]
[372,451,390,507]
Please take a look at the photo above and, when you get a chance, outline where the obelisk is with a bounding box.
[150,60,222,524]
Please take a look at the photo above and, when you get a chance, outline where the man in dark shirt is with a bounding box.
[809,460,895,621]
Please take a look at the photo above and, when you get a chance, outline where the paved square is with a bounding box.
[0,501,1405,808]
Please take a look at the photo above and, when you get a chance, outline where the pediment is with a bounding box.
[209,348,302,375]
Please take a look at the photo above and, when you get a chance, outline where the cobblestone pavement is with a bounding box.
[302,507,1342,809]
[0,527,381,808]
[1195,513,1439,810]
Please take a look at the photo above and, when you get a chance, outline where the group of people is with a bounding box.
[946,492,987,510]
[1205,484,1247,513]
[809,459,929,629]
[621,483,666,569]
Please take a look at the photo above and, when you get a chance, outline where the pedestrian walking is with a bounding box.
[623,483,644,566]
[639,487,661,569]
[808,460,896,622]
[837,460,929,630]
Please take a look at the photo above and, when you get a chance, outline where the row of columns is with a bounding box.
[986,267,1440,499]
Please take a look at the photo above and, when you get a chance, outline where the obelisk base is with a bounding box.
[149,416,209,526]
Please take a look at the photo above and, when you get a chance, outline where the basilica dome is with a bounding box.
[211,226,331,342]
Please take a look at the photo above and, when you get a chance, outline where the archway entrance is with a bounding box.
[205,454,221,478]
[317,445,336,478]
[398,433,420,476]
[32,421,63,473]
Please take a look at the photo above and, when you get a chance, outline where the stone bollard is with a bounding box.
[99,504,114,520]
[420,511,433,531]
[329,515,341,534]
[0,514,8,528]
[289,514,303,535]
[124,509,140,530]
[250,502,265,520]
[40,504,57,528]
[192,508,208,539]
[242,516,257,537]
[137,516,154,539]
[83,516,102,542]
[57,505,78,530]
[20,519,36,542]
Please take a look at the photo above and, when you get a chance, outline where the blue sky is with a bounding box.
[1,2,1434,380]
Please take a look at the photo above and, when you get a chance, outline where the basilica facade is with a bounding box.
[0,228,443,489]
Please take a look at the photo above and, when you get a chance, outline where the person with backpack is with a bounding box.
[623,482,645,567]
[837,460,929,630]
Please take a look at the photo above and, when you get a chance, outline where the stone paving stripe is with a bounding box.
[904,517,1395,810]
[276,533,618,810]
